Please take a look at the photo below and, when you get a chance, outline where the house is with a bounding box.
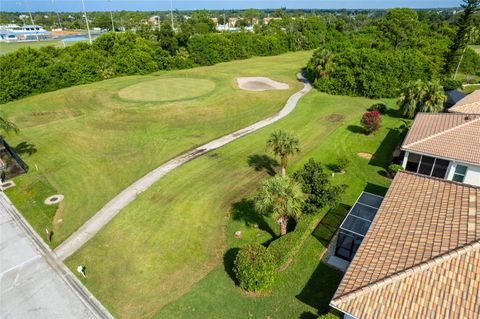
[228,17,238,27]
[330,171,480,319]
[401,113,480,186]
[449,89,480,114]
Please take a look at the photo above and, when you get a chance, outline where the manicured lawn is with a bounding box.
[471,45,480,55]
[0,39,82,54]
[66,89,404,318]
[2,51,310,246]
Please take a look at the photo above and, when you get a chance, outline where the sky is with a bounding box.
[0,0,464,12]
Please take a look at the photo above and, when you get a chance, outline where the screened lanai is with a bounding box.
[335,192,384,262]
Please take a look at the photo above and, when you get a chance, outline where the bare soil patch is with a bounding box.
[357,152,373,160]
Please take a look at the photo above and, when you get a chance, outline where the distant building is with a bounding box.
[228,17,238,27]
[263,17,282,25]
[148,16,160,25]
[210,17,218,26]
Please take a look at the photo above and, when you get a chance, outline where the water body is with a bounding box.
[1,0,462,12]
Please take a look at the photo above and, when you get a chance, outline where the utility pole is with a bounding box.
[170,0,174,30]
[52,0,63,30]
[25,1,39,40]
[108,0,115,31]
[81,0,92,44]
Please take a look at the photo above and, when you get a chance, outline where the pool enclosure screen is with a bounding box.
[335,192,384,261]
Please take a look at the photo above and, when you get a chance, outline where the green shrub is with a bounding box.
[267,211,325,269]
[361,111,382,134]
[233,244,275,292]
[368,102,388,114]
[441,78,462,91]
[318,313,341,319]
[387,164,402,177]
[334,156,351,172]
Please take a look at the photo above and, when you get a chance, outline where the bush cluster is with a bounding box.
[233,244,275,292]
[361,111,382,134]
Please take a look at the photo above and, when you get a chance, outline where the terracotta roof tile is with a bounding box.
[331,171,480,319]
[401,113,480,165]
[449,89,480,114]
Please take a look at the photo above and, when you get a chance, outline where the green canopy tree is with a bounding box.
[254,175,304,236]
[444,0,480,76]
[266,130,300,176]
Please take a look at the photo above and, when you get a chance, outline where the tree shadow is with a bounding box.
[231,199,276,238]
[247,154,279,176]
[223,247,240,283]
[364,183,389,197]
[385,107,404,119]
[369,128,401,168]
[299,312,318,319]
[312,205,349,247]
[296,262,343,316]
[347,125,365,134]
[12,141,37,156]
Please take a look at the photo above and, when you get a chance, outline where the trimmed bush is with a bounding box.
[387,164,402,177]
[334,156,351,172]
[441,78,462,91]
[368,102,388,114]
[267,211,325,269]
[360,111,382,134]
[233,244,275,292]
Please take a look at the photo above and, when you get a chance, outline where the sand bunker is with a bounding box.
[237,77,289,91]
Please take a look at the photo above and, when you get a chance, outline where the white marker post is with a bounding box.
[77,265,87,278]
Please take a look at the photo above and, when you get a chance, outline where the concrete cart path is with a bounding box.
[55,73,311,261]
[0,193,113,319]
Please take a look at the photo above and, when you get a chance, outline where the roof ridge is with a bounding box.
[402,115,480,149]
[398,170,480,190]
[332,240,480,306]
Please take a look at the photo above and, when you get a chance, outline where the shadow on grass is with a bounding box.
[347,125,365,134]
[231,199,276,238]
[369,128,401,168]
[385,107,404,119]
[296,262,343,316]
[247,154,279,176]
[299,311,318,319]
[312,205,349,247]
[364,183,389,197]
[12,141,37,156]
[223,247,240,283]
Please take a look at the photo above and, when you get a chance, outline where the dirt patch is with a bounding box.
[236,77,289,91]
[326,114,345,122]
[357,152,373,160]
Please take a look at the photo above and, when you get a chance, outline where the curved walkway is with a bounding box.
[55,73,311,260]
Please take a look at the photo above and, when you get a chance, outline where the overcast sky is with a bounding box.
[0,0,463,12]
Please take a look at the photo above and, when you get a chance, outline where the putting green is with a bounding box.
[118,78,216,102]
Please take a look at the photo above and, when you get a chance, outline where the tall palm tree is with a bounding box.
[0,112,19,137]
[254,175,304,236]
[420,82,446,113]
[266,130,300,176]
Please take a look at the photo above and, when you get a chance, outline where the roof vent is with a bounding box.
[464,115,472,121]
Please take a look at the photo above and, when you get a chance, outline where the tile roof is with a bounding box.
[331,171,480,319]
[449,89,480,114]
[401,113,480,165]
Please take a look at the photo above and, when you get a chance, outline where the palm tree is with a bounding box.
[397,80,426,119]
[0,112,19,137]
[420,82,446,113]
[266,130,300,176]
[254,175,304,236]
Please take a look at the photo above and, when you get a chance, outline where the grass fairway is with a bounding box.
[118,78,216,102]
[66,89,404,318]
[0,39,83,54]
[2,51,310,246]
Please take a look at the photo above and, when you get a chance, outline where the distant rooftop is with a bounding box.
[331,171,480,319]
[449,89,480,114]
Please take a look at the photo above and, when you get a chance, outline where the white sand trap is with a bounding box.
[237,77,289,91]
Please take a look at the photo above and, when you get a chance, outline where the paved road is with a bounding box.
[55,73,312,260]
[0,193,113,319]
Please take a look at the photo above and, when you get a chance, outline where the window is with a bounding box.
[452,165,468,182]
[406,153,451,179]
[405,153,421,172]
[431,159,450,179]
[418,156,435,175]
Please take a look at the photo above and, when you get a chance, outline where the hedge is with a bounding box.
[267,208,328,270]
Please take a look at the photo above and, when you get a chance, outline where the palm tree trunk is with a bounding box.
[278,217,287,236]
[281,166,286,177]
[280,156,287,176]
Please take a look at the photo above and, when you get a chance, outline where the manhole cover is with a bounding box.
[45,195,64,205]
